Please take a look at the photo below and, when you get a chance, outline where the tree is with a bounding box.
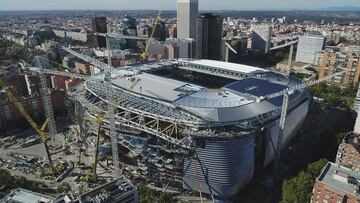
[144,188,153,203]
[158,192,173,203]
[306,159,328,178]
[281,159,328,203]
[57,182,71,193]
[281,171,313,203]
[0,169,13,187]
[14,176,28,188]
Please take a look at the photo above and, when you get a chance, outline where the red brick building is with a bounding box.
[336,132,360,171]
[0,90,66,135]
[311,162,360,203]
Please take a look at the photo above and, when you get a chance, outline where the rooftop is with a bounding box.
[317,162,360,196]
[181,59,269,75]
[79,177,136,203]
[112,73,203,102]
[0,188,55,203]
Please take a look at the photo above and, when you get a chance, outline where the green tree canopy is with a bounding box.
[281,159,328,203]
[0,169,13,187]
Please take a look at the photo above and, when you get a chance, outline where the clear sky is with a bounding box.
[0,0,359,11]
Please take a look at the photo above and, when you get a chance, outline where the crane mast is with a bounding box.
[35,56,57,141]
[105,32,121,177]
[0,78,55,174]
[266,68,351,183]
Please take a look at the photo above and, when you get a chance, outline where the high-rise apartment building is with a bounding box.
[319,46,360,87]
[250,24,272,54]
[295,35,325,64]
[177,0,198,40]
[196,13,223,60]
[354,83,360,114]
[91,17,107,48]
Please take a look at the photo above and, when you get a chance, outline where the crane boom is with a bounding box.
[141,8,162,60]
[95,32,148,41]
[62,47,108,71]
[0,78,55,174]
[26,67,90,80]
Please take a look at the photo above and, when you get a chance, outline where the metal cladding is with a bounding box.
[68,59,311,200]
[183,135,255,199]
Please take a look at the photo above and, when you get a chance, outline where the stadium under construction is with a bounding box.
[66,59,310,201]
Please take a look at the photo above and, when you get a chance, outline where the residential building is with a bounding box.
[41,40,60,61]
[165,44,180,59]
[75,61,96,75]
[336,132,360,171]
[296,35,325,64]
[91,17,107,48]
[51,75,83,91]
[354,83,360,114]
[179,38,195,58]
[250,24,272,54]
[196,13,223,60]
[319,46,360,87]
[177,0,198,40]
[311,162,360,203]
[164,38,195,58]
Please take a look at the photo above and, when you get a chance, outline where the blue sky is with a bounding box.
[0,0,359,11]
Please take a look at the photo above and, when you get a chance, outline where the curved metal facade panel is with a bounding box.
[183,135,255,199]
[263,99,310,167]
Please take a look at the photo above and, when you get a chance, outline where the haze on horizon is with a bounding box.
[0,0,359,11]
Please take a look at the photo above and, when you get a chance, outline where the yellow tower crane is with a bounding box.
[0,78,55,175]
[141,7,163,60]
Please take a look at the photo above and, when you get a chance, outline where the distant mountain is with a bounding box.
[319,7,360,12]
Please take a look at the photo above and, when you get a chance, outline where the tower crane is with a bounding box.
[89,78,141,178]
[34,56,57,142]
[22,66,90,80]
[141,8,162,60]
[94,33,148,41]
[61,46,109,72]
[104,25,121,177]
[256,68,351,182]
[0,78,55,175]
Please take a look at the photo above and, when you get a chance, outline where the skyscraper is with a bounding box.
[250,24,272,54]
[122,15,137,49]
[91,17,107,48]
[196,13,223,60]
[177,0,198,40]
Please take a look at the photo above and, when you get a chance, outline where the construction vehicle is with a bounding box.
[0,78,55,175]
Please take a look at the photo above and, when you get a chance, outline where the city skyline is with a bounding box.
[0,0,360,11]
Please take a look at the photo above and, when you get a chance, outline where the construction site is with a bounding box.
[0,3,357,202]
[0,33,351,202]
